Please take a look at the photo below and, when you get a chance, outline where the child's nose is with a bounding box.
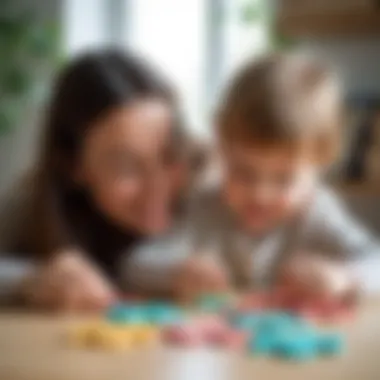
[249,184,277,206]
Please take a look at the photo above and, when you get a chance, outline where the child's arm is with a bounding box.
[296,188,380,293]
[121,229,193,294]
[121,232,228,300]
[121,189,230,297]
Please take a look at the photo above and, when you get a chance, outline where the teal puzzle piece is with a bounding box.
[197,294,231,312]
[316,333,344,356]
[106,302,183,326]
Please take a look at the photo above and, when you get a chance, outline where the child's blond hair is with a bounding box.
[217,53,342,164]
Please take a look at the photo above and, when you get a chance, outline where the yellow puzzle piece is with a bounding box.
[67,321,158,350]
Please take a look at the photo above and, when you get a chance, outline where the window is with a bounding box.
[63,0,268,136]
[127,0,268,136]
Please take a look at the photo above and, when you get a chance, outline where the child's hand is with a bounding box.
[174,256,229,302]
[21,250,117,312]
[278,253,358,305]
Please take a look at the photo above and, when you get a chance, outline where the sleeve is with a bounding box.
[0,172,34,253]
[119,188,226,293]
[0,173,39,302]
[299,188,380,293]
[0,257,36,302]
[119,227,193,293]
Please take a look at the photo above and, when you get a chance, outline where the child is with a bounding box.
[0,49,203,310]
[124,53,380,302]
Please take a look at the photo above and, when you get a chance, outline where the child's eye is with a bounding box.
[274,174,294,189]
[233,165,258,184]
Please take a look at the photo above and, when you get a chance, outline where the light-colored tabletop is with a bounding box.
[0,300,380,380]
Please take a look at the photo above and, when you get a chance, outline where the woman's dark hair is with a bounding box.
[29,49,198,262]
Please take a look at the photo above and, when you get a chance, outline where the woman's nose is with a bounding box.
[141,171,171,230]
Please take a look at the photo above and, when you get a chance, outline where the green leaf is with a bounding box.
[0,7,61,136]
[240,1,263,24]
[28,22,60,58]
[0,100,19,135]
[0,17,32,56]
[2,67,31,95]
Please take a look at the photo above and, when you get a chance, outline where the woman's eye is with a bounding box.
[108,159,141,178]
[119,163,141,177]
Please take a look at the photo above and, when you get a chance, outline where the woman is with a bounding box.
[0,49,203,310]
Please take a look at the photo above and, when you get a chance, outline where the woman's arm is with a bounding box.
[0,257,36,303]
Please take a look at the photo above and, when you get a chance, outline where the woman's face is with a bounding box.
[77,98,185,235]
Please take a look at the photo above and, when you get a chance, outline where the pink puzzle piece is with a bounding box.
[162,324,203,346]
[238,292,270,311]
[237,290,356,324]
[163,315,248,349]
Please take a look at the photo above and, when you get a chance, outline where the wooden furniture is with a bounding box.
[276,0,380,37]
[0,299,380,380]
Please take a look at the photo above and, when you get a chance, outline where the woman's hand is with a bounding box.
[174,256,229,302]
[277,253,358,305]
[20,250,117,312]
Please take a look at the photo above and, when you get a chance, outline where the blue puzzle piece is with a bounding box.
[107,302,184,326]
[316,333,344,356]
[232,311,303,333]
[147,306,183,325]
[106,304,147,325]
[247,311,318,359]
[242,309,345,361]
[231,313,262,331]
[256,313,295,333]
[249,329,278,355]
[197,294,231,312]
[273,333,317,361]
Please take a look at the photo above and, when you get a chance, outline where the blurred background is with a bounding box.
[0,0,379,231]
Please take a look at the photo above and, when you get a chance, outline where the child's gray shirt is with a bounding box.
[123,186,380,294]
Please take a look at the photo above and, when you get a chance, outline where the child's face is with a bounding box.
[221,142,319,235]
[76,99,185,235]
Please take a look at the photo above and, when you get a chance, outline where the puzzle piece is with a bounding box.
[231,313,262,331]
[197,293,233,313]
[239,290,356,325]
[238,292,270,311]
[248,329,276,355]
[273,333,317,361]
[231,310,304,333]
[297,301,355,325]
[163,315,247,349]
[316,332,344,356]
[243,309,346,361]
[162,324,203,347]
[68,322,158,350]
[106,304,147,325]
[106,302,183,326]
[145,302,183,325]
